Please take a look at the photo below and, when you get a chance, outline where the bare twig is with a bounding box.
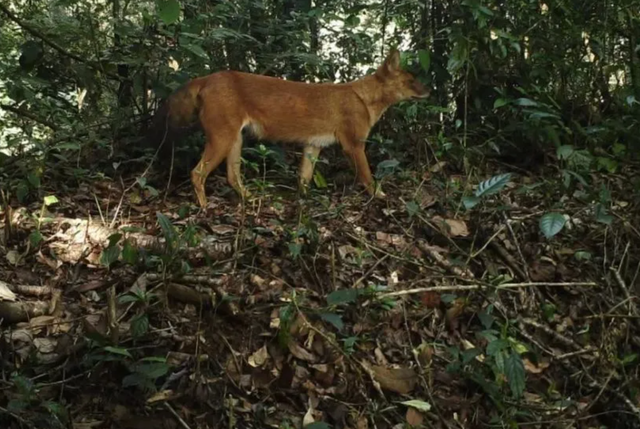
[379,281,597,298]
[164,402,192,429]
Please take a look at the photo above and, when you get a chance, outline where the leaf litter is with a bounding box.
[0,161,639,429]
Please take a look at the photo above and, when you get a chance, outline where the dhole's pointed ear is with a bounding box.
[377,48,401,76]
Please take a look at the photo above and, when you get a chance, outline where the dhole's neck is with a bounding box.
[351,75,396,127]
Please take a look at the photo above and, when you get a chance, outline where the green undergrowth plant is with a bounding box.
[83,343,171,394]
[99,211,202,276]
[446,304,529,422]
[4,374,69,429]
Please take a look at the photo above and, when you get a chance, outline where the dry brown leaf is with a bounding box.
[523,357,549,374]
[210,224,235,235]
[446,298,467,330]
[433,216,469,237]
[406,407,424,427]
[248,345,270,368]
[146,390,174,403]
[0,280,17,301]
[370,365,418,394]
[289,342,318,363]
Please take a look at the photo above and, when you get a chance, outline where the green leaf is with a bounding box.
[596,156,618,173]
[574,251,591,261]
[493,98,508,109]
[400,399,432,412]
[462,195,480,209]
[135,362,169,379]
[418,49,431,72]
[100,244,121,268]
[539,212,566,239]
[305,422,332,429]
[595,204,613,225]
[156,212,177,246]
[478,308,495,329]
[486,339,509,356]
[405,200,419,218]
[29,230,43,247]
[313,170,327,188]
[157,0,180,24]
[514,98,537,107]
[43,195,59,206]
[327,288,359,306]
[319,312,344,331]
[107,233,123,247]
[182,43,208,59]
[132,314,149,338]
[375,159,400,178]
[118,294,141,304]
[122,239,139,265]
[104,346,132,358]
[474,173,512,197]
[505,352,525,398]
[556,144,574,159]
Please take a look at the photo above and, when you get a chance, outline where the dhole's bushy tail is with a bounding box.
[146,80,204,159]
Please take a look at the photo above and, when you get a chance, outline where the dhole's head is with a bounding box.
[375,49,430,103]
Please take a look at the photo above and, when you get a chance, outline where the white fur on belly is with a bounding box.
[307,134,336,148]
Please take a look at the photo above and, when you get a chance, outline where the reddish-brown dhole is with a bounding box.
[148,49,429,208]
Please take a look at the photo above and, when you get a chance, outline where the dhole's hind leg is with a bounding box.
[299,145,322,193]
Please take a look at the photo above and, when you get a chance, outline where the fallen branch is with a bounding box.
[379,281,597,298]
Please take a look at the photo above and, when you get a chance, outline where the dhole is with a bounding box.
[148,49,429,208]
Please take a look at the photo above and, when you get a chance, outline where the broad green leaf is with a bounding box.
[29,230,43,247]
[156,212,177,245]
[595,204,613,225]
[462,348,482,364]
[118,294,141,304]
[132,314,149,338]
[107,233,123,247]
[157,0,180,24]
[418,49,431,72]
[319,312,344,331]
[514,98,537,107]
[505,352,525,397]
[474,173,512,197]
[405,200,419,217]
[539,212,566,239]
[401,399,432,412]
[135,362,169,379]
[43,195,59,206]
[327,288,359,306]
[183,43,208,59]
[104,346,132,358]
[486,339,509,356]
[376,159,400,178]
[122,239,139,265]
[596,156,618,173]
[478,308,495,329]
[462,196,480,209]
[100,245,120,267]
[574,251,591,261]
[313,170,327,188]
[305,422,331,429]
[493,98,508,109]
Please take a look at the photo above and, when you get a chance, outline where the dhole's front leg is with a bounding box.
[191,110,247,209]
[341,140,385,198]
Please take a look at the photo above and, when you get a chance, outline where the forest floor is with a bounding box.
[1,148,640,429]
